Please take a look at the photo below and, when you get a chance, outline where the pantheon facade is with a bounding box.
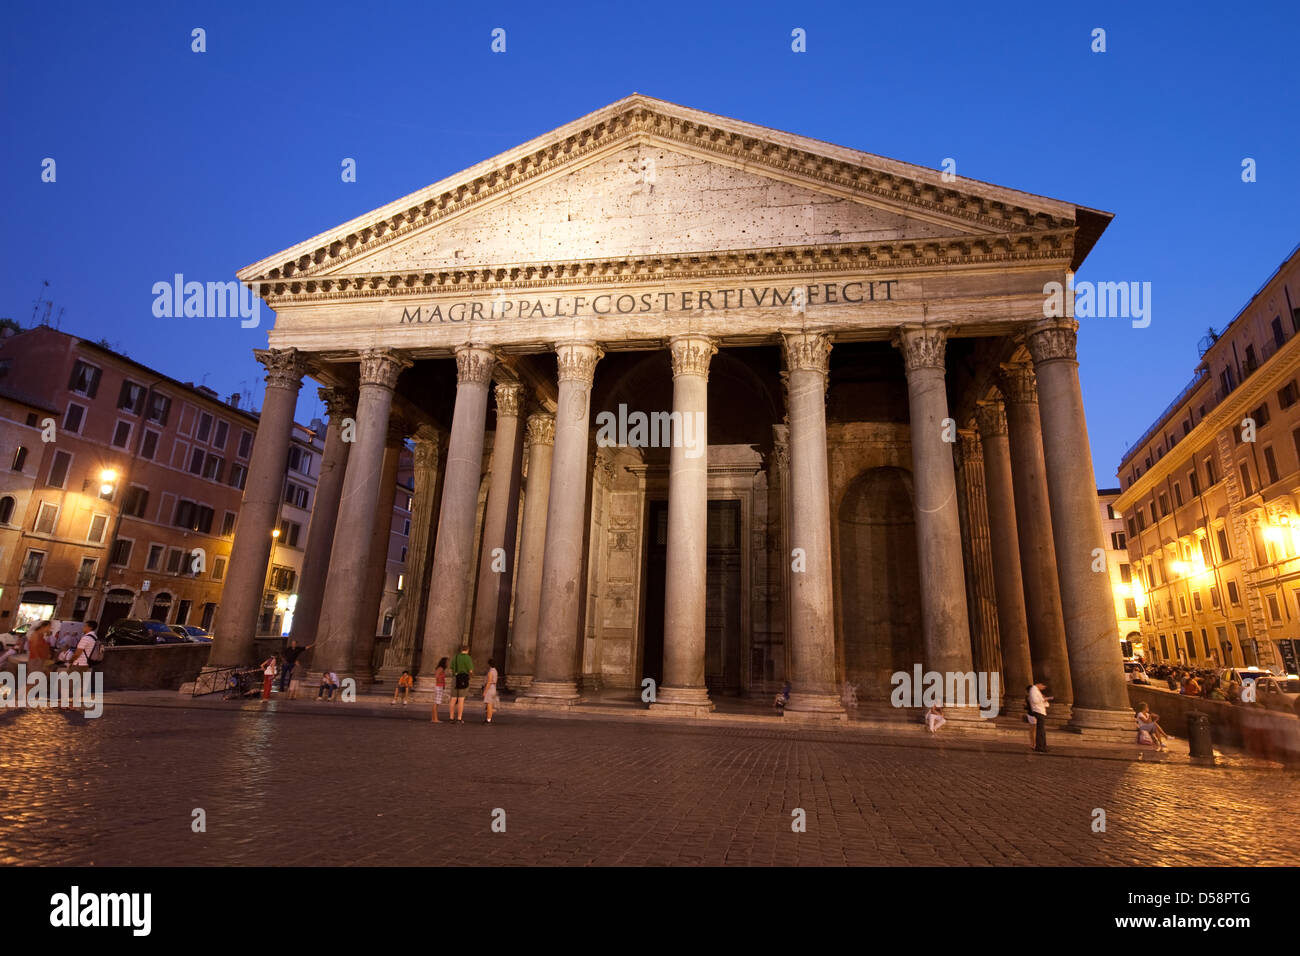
[208,95,1130,729]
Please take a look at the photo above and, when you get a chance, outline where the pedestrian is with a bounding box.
[925,702,945,734]
[27,621,52,671]
[1026,680,1051,752]
[450,644,473,723]
[279,640,314,691]
[317,670,339,701]
[69,621,99,669]
[260,655,278,699]
[483,658,499,724]
[392,670,414,705]
[430,657,448,723]
[287,659,306,699]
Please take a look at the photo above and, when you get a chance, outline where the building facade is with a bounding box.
[214,95,1131,728]
[1098,488,1142,657]
[1114,244,1300,676]
[0,326,410,643]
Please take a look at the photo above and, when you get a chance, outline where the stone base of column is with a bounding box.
[508,674,534,692]
[374,659,413,686]
[1068,706,1139,738]
[783,693,846,720]
[650,685,714,716]
[515,680,582,707]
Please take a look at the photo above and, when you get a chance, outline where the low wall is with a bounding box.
[100,643,210,691]
[1127,684,1300,764]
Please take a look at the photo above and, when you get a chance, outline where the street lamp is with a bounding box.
[99,468,117,497]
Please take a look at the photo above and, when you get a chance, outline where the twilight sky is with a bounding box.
[3,0,1297,484]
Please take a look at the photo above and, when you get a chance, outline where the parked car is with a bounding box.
[1123,658,1151,684]
[104,619,187,646]
[1241,675,1300,713]
[1,623,29,651]
[171,625,212,643]
[1220,666,1277,689]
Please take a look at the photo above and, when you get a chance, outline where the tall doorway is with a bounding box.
[641,499,743,694]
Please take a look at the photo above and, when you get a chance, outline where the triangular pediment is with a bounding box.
[239,94,1108,286]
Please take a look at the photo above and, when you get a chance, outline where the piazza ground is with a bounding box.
[2,699,1296,867]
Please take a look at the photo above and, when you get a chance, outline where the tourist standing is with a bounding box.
[450,645,473,724]
[430,657,448,723]
[288,659,306,699]
[260,655,278,700]
[280,640,314,691]
[1026,680,1051,752]
[483,658,499,724]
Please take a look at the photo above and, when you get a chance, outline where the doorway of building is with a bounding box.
[641,498,743,694]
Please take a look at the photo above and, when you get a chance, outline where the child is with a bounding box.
[430,657,448,723]
[392,670,414,705]
[483,658,499,724]
[925,703,946,734]
[1134,702,1168,751]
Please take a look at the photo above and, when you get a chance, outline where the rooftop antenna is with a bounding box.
[30,280,50,326]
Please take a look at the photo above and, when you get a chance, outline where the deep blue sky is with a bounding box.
[4,0,1297,484]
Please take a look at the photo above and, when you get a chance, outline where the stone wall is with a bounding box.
[101,643,211,691]
[1126,684,1300,763]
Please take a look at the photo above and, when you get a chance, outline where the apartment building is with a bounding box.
[1114,244,1300,676]
[1098,488,1143,657]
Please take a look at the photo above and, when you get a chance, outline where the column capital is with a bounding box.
[493,383,525,418]
[999,362,1038,405]
[453,343,496,386]
[555,341,604,387]
[892,324,949,373]
[254,348,310,391]
[412,430,440,470]
[525,411,556,447]
[781,330,832,374]
[956,428,983,465]
[359,348,412,390]
[668,334,717,380]
[318,386,357,421]
[974,399,1008,438]
[1025,319,1079,366]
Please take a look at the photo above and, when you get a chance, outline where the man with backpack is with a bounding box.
[69,621,102,669]
[450,644,473,724]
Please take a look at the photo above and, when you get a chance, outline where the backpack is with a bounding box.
[89,639,106,664]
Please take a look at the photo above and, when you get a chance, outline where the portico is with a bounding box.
[209,94,1131,731]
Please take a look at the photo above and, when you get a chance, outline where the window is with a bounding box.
[63,402,86,434]
[1124,597,1137,617]
[1211,586,1220,608]
[1252,402,1271,428]
[1279,380,1299,410]
[21,549,46,580]
[237,430,253,459]
[140,429,159,460]
[288,446,312,474]
[203,454,224,482]
[1127,517,1137,538]
[1159,634,1169,658]
[1199,536,1213,566]
[212,556,227,581]
[221,511,236,536]
[1158,492,1170,517]
[269,567,297,592]
[1173,482,1183,507]
[1178,595,1188,616]
[146,544,164,571]
[87,513,108,544]
[111,420,132,449]
[1119,563,1132,583]
[1228,580,1241,605]
[1216,528,1231,561]
[1189,469,1200,496]
[229,463,247,490]
[278,519,301,547]
[174,499,196,530]
[76,557,97,588]
[33,501,58,535]
[402,519,411,536]
[166,548,184,574]
[284,481,309,510]
[122,486,149,518]
[1272,316,1285,348]
[1264,446,1280,484]
[1245,345,1258,373]
[68,360,101,397]
[189,446,205,475]
[1111,531,1126,551]
[11,445,27,472]
[109,538,133,567]
[1267,593,1282,623]
[1205,457,1218,487]
[197,413,213,443]
[1239,463,1253,497]
[400,546,408,563]
[118,380,146,415]
[1186,630,1198,659]
[213,420,228,449]
[1193,591,1203,612]
[0,496,13,524]
[146,393,172,426]
[47,450,71,488]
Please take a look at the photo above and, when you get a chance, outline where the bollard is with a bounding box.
[1187,712,1213,757]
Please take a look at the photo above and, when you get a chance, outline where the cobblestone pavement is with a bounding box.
[2,702,1296,866]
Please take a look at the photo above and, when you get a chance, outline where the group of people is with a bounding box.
[0,619,101,673]
[1144,662,1241,702]
[423,646,498,724]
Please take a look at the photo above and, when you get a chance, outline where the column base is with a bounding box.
[374,656,415,686]
[650,685,714,716]
[783,692,847,720]
[509,674,534,692]
[516,680,582,707]
[1068,705,1139,740]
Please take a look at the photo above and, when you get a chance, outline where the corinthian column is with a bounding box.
[653,334,717,714]
[1000,361,1074,715]
[975,398,1034,709]
[314,348,411,682]
[416,344,496,690]
[1026,319,1131,730]
[207,348,308,668]
[352,418,407,681]
[523,342,603,704]
[470,383,527,676]
[507,411,554,689]
[954,429,1002,697]
[780,331,843,717]
[893,325,975,699]
[378,425,443,683]
[289,387,354,657]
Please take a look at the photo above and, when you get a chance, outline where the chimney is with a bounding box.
[229,393,241,409]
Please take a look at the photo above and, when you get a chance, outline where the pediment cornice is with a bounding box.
[239,96,1090,287]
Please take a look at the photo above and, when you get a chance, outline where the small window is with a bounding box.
[63,402,86,434]
[1210,586,1220,608]
[1193,591,1203,612]
[68,360,101,397]
[118,380,147,415]
[229,463,247,490]
[213,420,228,450]
[47,450,71,488]
[1206,457,1218,486]
[166,548,184,574]
[1267,593,1282,623]
[1189,469,1200,496]
[146,544,164,571]
[1124,597,1137,617]
[123,486,149,518]
[34,501,58,535]
[111,420,132,449]
[11,445,27,472]
[87,513,108,544]
[212,556,227,581]
[1119,563,1132,583]
[76,557,97,588]
[237,430,253,459]
[1158,492,1170,517]
[1227,580,1241,605]
[1264,446,1280,484]
[189,447,205,475]
[0,496,14,523]
[203,454,224,483]
[1173,482,1183,507]
[140,429,159,460]
[1278,380,1299,410]
[221,511,236,536]
[109,538,133,567]
[197,413,213,443]
[1239,462,1254,497]
[21,549,46,580]
[1216,528,1231,561]
[146,393,172,426]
